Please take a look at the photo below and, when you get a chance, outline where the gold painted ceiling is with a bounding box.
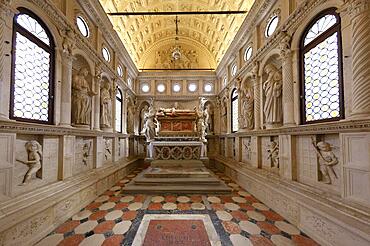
[99,0,255,70]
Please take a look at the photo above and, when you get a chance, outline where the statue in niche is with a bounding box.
[72,68,96,125]
[195,97,207,142]
[267,139,279,169]
[140,104,149,133]
[204,104,214,133]
[16,140,42,185]
[100,82,112,128]
[82,142,91,166]
[142,105,158,142]
[263,64,282,126]
[311,137,338,184]
[104,139,112,160]
[127,106,134,133]
[238,78,254,129]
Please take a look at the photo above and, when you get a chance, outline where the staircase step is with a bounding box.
[122,184,232,194]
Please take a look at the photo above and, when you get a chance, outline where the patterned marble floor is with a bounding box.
[36,167,319,246]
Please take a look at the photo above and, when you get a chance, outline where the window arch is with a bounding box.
[10,8,55,124]
[115,88,123,132]
[300,8,344,124]
[231,89,239,133]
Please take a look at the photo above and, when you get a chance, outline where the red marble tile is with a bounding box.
[134,194,145,202]
[122,211,138,221]
[94,221,115,234]
[102,235,124,246]
[109,196,120,202]
[177,203,191,210]
[55,220,80,234]
[261,210,284,221]
[190,195,202,203]
[114,202,129,210]
[257,222,281,234]
[292,235,320,246]
[89,210,108,220]
[85,202,102,211]
[245,196,259,203]
[211,203,225,211]
[230,211,249,221]
[222,221,241,234]
[220,196,234,203]
[165,195,177,203]
[58,234,85,246]
[239,204,255,211]
[249,235,274,246]
[148,203,162,210]
[143,220,211,246]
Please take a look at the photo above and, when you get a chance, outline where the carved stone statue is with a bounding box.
[142,106,158,142]
[263,64,282,126]
[72,68,96,125]
[311,137,338,184]
[127,106,134,133]
[204,104,213,133]
[82,142,91,166]
[267,140,279,168]
[238,78,254,130]
[100,82,112,128]
[16,140,42,184]
[140,104,149,132]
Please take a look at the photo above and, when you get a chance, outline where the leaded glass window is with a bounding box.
[116,88,123,132]
[231,89,239,133]
[11,8,55,124]
[301,9,343,124]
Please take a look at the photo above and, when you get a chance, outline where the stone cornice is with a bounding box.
[215,119,370,137]
[137,71,217,81]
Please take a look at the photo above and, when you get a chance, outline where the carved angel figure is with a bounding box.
[72,68,96,125]
[263,64,282,125]
[140,105,149,132]
[16,140,42,184]
[100,82,112,128]
[311,138,338,184]
[267,140,279,168]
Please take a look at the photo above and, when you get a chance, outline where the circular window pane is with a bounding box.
[265,15,279,37]
[173,83,181,92]
[244,46,253,61]
[76,16,89,37]
[231,64,237,76]
[157,83,166,93]
[141,83,150,93]
[188,83,197,92]
[117,65,123,77]
[102,47,110,62]
[204,83,213,93]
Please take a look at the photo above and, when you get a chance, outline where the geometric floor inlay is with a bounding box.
[36,167,319,246]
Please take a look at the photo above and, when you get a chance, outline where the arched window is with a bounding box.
[300,9,344,124]
[10,8,55,124]
[115,88,123,132]
[231,89,239,133]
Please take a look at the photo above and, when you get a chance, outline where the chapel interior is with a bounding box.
[0,0,369,245]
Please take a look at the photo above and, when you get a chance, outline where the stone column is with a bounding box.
[349,0,370,118]
[122,90,128,134]
[93,70,102,131]
[59,52,74,127]
[252,62,261,130]
[280,34,296,126]
[0,1,16,120]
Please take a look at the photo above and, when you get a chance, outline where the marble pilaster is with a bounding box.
[59,52,74,127]
[252,62,261,130]
[93,71,102,131]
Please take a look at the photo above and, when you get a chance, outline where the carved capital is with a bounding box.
[279,33,292,59]
[60,29,76,56]
[347,0,370,19]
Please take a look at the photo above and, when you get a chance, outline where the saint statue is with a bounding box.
[140,105,149,132]
[243,86,254,129]
[142,106,158,142]
[100,82,112,128]
[263,64,282,126]
[72,68,96,125]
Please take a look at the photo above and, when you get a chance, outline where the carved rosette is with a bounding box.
[154,146,201,160]
[348,0,370,117]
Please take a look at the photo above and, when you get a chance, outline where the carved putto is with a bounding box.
[72,68,96,126]
[82,142,91,166]
[263,63,282,127]
[16,140,43,184]
[311,137,338,184]
[267,139,279,169]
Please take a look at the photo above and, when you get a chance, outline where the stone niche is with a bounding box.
[296,134,341,194]
[73,137,94,176]
[13,135,59,197]
[261,136,280,174]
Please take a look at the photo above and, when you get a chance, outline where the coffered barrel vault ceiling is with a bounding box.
[99,0,255,70]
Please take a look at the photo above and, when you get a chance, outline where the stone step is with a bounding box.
[143,167,210,178]
[133,176,221,186]
[122,184,232,194]
[151,160,204,168]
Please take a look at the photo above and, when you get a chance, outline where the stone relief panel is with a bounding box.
[73,137,94,176]
[41,137,59,183]
[154,45,199,69]
[241,137,252,163]
[262,136,279,173]
[296,134,341,193]
[104,138,113,164]
[220,138,225,156]
[226,137,233,159]
[0,133,15,199]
